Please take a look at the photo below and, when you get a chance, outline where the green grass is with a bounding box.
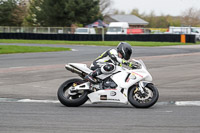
[0,45,71,54]
[0,39,198,47]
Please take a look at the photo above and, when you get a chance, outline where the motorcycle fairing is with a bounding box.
[87,89,128,104]
[68,63,92,74]
[67,60,154,104]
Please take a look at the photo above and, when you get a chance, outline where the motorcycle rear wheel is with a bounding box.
[57,78,89,107]
[128,84,159,108]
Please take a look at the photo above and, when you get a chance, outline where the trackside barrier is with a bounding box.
[181,34,186,43]
[0,33,196,43]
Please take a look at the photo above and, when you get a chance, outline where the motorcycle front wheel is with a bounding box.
[57,78,89,107]
[128,84,159,108]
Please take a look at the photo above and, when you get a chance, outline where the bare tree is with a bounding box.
[99,0,112,16]
[181,7,200,26]
[109,9,126,15]
[12,0,28,26]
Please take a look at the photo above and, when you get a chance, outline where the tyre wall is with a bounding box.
[0,33,196,43]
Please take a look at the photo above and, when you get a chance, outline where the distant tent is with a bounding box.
[86,19,108,28]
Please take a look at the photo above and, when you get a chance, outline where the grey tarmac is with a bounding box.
[0,43,200,133]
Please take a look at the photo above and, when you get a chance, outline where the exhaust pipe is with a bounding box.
[65,64,83,75]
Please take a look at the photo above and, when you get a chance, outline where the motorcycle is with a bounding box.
[57,59,159,108]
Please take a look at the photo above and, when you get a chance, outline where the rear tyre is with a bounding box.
[57,78,89,107]
[128,84,159,108]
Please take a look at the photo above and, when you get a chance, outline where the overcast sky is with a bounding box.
[111,0,200,16]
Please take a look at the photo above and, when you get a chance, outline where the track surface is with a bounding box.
[0,43,200,133]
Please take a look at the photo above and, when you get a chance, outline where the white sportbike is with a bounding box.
[57,59,159,108]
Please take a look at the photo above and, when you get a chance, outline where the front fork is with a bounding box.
[137,81,152,94]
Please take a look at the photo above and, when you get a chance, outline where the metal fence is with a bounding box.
[0,27,73,34]
[1,26,200,35]
[0,26,170,34]
[0,27,107,34]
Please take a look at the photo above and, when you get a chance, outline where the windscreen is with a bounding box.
[107,27,122,32]
[191,28,199,33]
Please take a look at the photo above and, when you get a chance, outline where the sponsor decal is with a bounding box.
[110,91,117,96]
[132,72,143,78]
[107,99,120,101]
[100,95,120,101]
[126,78,130,82]
[104,89,117,90]
[100,95,107,100]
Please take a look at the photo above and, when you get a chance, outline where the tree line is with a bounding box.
[0,0,103,27]
[112,8,200,28]
[132,8,200,28]
[0,0,200,28]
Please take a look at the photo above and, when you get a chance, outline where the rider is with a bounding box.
[84,42,139,84]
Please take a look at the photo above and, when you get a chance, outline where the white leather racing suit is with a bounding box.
[90,49,133,74]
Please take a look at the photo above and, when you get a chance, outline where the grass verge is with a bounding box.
[0,39,198,47]
[0,45,71,54]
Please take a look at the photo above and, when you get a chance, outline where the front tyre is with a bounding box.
[57,78,89,107]
[128,84,159,108]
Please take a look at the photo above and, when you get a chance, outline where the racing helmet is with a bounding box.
[117,42,132,60]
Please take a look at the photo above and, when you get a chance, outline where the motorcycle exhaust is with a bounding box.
[65,64,83,75]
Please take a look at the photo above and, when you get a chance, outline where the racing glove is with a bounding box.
[122,60,141,69]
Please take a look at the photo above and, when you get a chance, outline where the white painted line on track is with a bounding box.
[0,98,59,103]
[18,99,60,103]
[175,101,200,106]
[8,66,26,69]
[1,98,200,106]
[71,49,78,51]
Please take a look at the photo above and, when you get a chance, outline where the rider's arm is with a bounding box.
[108,49,140,69]
[122,60,139,69]
[108,49,123,64]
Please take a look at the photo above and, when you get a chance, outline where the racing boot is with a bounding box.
[84,68,102,84]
